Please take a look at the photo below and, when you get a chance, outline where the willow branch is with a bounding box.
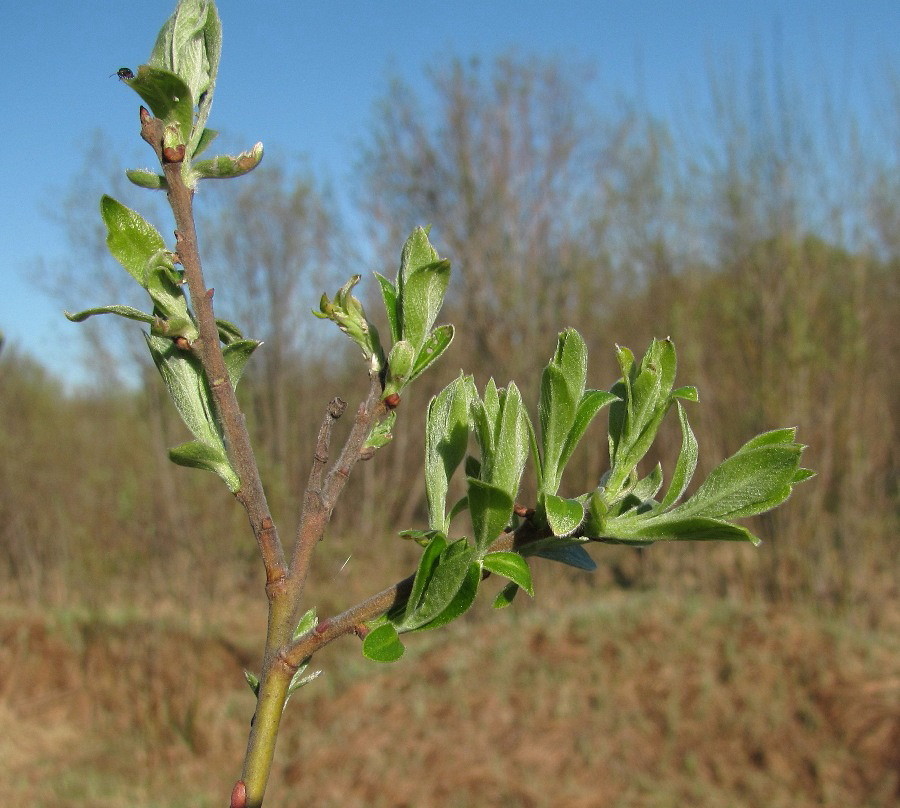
[288,374,387,597]
[147,114,286,587]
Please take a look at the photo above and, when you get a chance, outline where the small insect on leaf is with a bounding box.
[110,67,134,81]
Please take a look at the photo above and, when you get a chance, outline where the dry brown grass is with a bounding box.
[2,591,896,807]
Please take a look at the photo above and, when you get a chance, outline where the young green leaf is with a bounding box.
[666,441,805,521]
[544,494,586,537]
[363,411,396,451]
[128,66,195,146]
[402,534,448,624]
[101,196,167,287]
[425,375,472,533]
[492,382,529,502]
[168,440,239,491]
[599,514,759,545]
[492,581,520,609]
[659,401,698,508]
[408,324,454,383]
[374,272,401,343]
[556,389,619,478]
[532,543,597,571]
[401,259,451,354]
[362,623,405,663]
[398,226,440,292]
[244,670,260,696]
[467,478,514,554]
[412,561,481,632]
[126,169,168,190]
[65,305,157,326]
[222,340,262,389]
[292,608,318,640]
[400,539,476,631]
[482,551,534,596]
[191,142,264,181]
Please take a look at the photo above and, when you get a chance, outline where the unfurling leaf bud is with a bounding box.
[192,142,264,180]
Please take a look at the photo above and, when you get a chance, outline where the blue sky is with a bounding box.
[1,0,896,384]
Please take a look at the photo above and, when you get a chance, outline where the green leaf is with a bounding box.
[385,339,416,396]
[413,561,481,631]
[400,539,475,631]
[735,427,798,451]
[660,402,698,508]
[374,272,401,343]
[362,623,405,663]
[557,390,619,477]
[632,464,664,503]
[467,478,514,554]
[492,382,529,501]
[403,534,448,624]
[539,364,579,495]
[101,196,167,287]
[292,608,318,640]
[192,127,219,157]
[400,259,451,354]
[600,514,759,546]
[532,543,597,571]
[398,226,440,292]
[544,494,585,537]
[244,670,260,696]
[286,665,322,698]
[65,305,156,325]
[668,443,805,520]
[408,324,454,383]
[145,334,221,447]
[168,440,239,492]
[128,66,194,145]
[221,339,259,389]
[125,169,168,190]
[215,318,245,344]
[425,375,472,532]
[148,0,217,110]
[482,551,534,596]
[364,411,396,451]
[492,581,520,609]
[191,142,264,180]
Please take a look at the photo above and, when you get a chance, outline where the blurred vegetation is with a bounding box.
[0,51,897,805]
[5,52,895,625]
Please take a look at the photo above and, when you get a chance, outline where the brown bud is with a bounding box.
[162,144,186,163]
[173,336,191,351]
[139,106,152,125]
[384,393,401,410]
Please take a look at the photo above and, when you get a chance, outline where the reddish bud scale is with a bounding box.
[230,780,247,808]
[162,144,186,163]
[384,393,401,410]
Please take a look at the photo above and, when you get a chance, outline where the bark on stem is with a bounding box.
[161,157,287,587]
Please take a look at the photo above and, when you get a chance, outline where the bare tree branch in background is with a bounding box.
[201,163,345,485]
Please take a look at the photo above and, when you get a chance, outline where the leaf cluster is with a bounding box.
[362,332,812,661]
[66,196,259,490]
